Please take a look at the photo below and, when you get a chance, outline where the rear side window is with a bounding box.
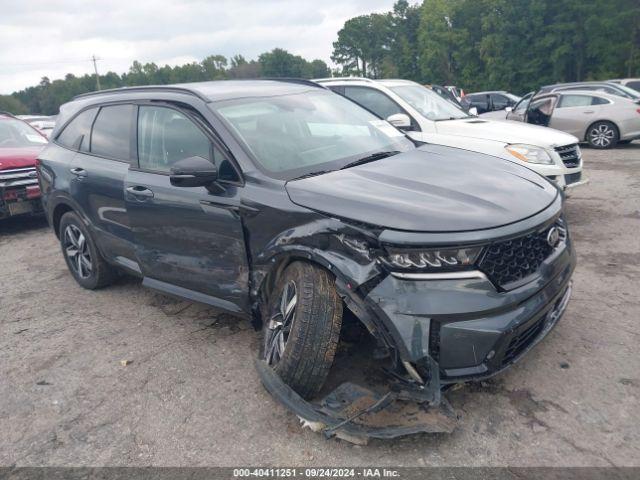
[343,86,404,120]
[627,81,640,91]
[591,96,610,105]
[56,108,98,151]
[137,106,212,173]
[90,105,134,160]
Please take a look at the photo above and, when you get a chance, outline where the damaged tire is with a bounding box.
[262,261,342,399]
[59,211,117,289]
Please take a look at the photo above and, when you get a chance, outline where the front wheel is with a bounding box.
[587,121,619,149]
[262,261,342,399]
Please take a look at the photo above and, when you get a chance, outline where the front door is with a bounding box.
[526,96,558,127]
[125,104,249,313]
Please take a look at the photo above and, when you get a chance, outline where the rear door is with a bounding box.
[70,104,138,266]
[549,94,605,138]
[125,104,249,313]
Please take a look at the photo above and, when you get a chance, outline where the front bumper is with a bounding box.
[363,237,576,386]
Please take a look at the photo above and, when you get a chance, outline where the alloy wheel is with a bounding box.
[589,124,615,147]
[264,281,297,366]
[63,224,92,279]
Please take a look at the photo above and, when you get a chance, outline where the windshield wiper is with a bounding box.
[289,170,333,181]
[434,117,465,121]
[340,151,400,170]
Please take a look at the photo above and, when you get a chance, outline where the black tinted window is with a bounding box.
[591,96,610,105]
[57,108,98,150]
[627,81,640,91]
[90,105,134,160]
[137,106,212,173]
[491,94,509,109]
[343,86,404,119]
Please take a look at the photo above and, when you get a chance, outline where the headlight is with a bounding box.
[505,144,554,164]
[379,246,483,271]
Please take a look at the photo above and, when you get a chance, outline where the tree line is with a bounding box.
[1,0,638,115]
[332,0,640,92]
[0,49,330,115]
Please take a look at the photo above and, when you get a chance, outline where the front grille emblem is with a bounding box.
[546,227,560,248]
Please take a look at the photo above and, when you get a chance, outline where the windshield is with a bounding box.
[389,84,469,121]
[212,90,414,179]
[0,118,48,148]
[616,83,640,99]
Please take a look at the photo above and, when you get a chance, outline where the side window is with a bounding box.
[491,94,509,110]
[56,108,98,151]
[591,96,610,105]
[343,86,404,120]
[627,81,640,91]
[90,105,134,160]
[514,95,531,113]
[137,106,213,174]
[557,95,593,108]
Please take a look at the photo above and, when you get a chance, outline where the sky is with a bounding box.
[0,0,395,94]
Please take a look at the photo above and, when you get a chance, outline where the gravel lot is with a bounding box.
[1,144,639,467]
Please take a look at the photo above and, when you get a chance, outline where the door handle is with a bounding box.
[126,185,154,198]
[583,110,595,114]
[70,167,87,177]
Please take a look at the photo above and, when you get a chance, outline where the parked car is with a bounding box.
[316,78,586,189]
[462,91,521,115]
[539,81,640,100]
[0,112,47,220]
[38,80,575,415]
[506,90,640,148]
[427,84,476,114]
[608,78,640,93]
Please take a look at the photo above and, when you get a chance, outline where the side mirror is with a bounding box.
[170,156,218,188]
[469,107,478,116]
[505,106,513,113]
[386,113,412,129]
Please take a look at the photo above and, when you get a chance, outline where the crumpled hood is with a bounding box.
[0,147,43,170]
[435,118,578,147]
[286,144,558,232]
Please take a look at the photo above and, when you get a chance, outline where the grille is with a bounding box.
[0,167,38,188]
[479,220,565,289]
[555,144,581,168]
[565,171,582,185]
[501,316,546,366]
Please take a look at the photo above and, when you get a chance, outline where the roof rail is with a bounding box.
[0,110,16,117]
[314,77,375,83]
[73,85,210,102]
[263,78,327,89]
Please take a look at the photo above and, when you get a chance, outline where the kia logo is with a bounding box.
[547,227,560,247]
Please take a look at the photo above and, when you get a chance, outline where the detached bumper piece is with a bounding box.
[255,360,457,445]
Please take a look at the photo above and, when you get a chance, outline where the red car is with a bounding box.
[0,112,48,219]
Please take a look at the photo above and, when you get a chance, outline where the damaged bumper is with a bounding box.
[363,239,575,388]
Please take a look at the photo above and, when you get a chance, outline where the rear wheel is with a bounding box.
[262,261,342,399]
[59,211,117,289]
[587,121,619,149]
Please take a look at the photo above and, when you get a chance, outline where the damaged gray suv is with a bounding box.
[38,80,575,439]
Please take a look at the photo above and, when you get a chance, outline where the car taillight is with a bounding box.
[636,108,640,114]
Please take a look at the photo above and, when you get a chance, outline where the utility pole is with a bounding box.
[91,55,101,91]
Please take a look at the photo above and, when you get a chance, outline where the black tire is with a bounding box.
[262,261,342,399]
[59,211,117,289]
[586,121,619,149]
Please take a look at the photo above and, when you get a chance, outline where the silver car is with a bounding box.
[506,90,640,149]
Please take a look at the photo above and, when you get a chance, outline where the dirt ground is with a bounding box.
[1,144,639,467]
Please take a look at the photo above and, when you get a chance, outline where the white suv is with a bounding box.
[316,78,587,190]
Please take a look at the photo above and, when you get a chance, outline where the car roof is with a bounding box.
[467,90,509,95]
[315,77,420,89]
[542,81,621,90]
[72,79,326,103]
[535,90,624,101]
